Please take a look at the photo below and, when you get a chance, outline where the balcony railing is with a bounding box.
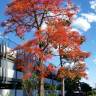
[0,67,23,82]
[0,38,18,60]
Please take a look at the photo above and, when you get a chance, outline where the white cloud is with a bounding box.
[72,17,91,31]
[41,22,47,30]
[71,0,96,33]
[81,78,94,88]
[71,28,82,34]
[44,8,96,33]
[93,58,96,64]
[81,13,96,22]
[71,28,80,32]
[72,12,96,32]
[90,0,96,11]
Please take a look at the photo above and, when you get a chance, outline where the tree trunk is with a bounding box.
[29,88,32,96]
[62,78,65,96]
[39,77,44,96]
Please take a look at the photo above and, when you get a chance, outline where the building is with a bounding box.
[0,38,23,96]
[0,38,61,96]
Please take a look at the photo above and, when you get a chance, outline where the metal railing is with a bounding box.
[0,37,23,84]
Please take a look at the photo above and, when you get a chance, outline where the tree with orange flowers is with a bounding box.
[56,31,90,96]
[1,0,90,96]
[45,14,90,96]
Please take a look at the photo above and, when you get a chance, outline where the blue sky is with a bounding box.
[72,0,96,88]
[0,0,96,88]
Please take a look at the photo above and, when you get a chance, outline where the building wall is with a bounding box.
[0,50,23,96]
[0,39,61,96]
[0,59,23,81]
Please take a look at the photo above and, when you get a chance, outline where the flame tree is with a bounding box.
[45,19,90,96]
[1,0,90,96]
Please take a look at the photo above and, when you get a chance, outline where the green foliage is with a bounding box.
[65,78,80,92]
[81,82,92,95]
[48,93,57,96]
[44,83,57,96]
[22,73,38,96]
[87,89,96,96]
[44,83,57,90]
[56,84,61,90]
[22,73,38,89]
[65,78,93,96]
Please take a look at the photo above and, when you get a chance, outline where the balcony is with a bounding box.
[0,67,23,82]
